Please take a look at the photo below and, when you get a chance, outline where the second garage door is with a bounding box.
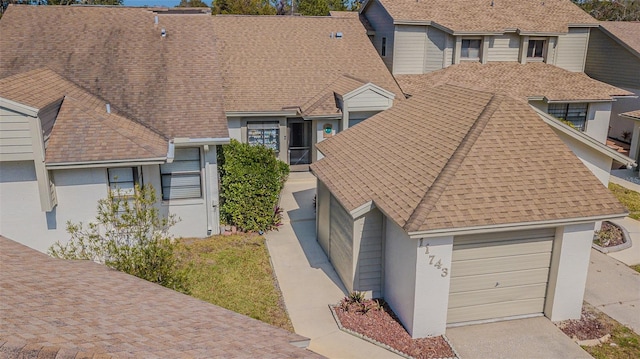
[447,228,555,325]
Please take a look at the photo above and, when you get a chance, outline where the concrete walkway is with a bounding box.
[266,172,403,359]
[608,217,640,266]
[585,249,640,334]
[267,173,593,359]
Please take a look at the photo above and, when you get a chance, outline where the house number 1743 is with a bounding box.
[424,245,449,277]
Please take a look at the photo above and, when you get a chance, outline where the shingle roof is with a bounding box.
[212,15,403,114]
[0,236,322,359]
[371,0,597,33]
[300,75,367,116]
[0,68,168,164]
[0,5,228,140]
[395,62,633,102]
[621,109,640,120]
[600,21,640,58]
[311,85,627,233]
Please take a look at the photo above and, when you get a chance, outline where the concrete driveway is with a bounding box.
[267,173,592,359]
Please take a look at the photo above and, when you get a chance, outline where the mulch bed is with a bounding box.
[556,305,613,341]
[333,298,455,359]
[594,221,625,247]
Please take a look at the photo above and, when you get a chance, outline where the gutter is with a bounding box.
[46,158,167,170]
[531,106,637,166]
[225,110,299,117]
[407,213,628,239]
[172,137,231,146]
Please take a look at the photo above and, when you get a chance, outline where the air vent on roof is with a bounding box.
[106,104,111,114]
[155,15,158,25]
[336,32,343,39]
[161,28,166,38]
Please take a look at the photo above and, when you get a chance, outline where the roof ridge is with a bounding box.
[404,92,504,233]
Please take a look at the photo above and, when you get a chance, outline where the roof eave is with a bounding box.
[225,110,300,117]
[0,97,39,117]
[407,212,628,239]
[46,157,167,170]
[532,106,636,165]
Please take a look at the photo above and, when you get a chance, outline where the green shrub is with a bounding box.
[49,184,190,294]
[218,139,289,232]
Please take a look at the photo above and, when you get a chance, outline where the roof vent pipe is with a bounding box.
[336,32,343,39]
[106,103,111,114]
[491,1,494,6]
[154,15,158,25]
[161,28,166,37]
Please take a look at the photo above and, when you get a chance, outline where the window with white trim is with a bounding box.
[107,167,139,197]
[548,103,588,131]
[381,37,387,57]
[461,38,481,60]
[160,147,202,200]
[527,39,546,60]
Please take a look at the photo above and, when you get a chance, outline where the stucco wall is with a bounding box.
[545,223,595,321]
[384,218,417,335]
[0,162,105,253]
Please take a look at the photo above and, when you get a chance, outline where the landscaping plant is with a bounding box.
[218,139,289,232]
[49,184,189,294]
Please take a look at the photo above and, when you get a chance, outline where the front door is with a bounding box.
[288,120,311,170]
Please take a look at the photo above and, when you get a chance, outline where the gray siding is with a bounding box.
[317,179,331,256]
[329,194,354,292]
[38,99,62,141]
[425,27,446,73]
[0,107,35,161]
[363,0,395,71]
[393,25,427,74]
[555,28,590,72]
[353,208,384,298]
[487,34,520,62]
[585,28,640,90]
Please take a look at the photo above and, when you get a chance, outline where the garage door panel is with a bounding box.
[454,229,555,245]
[452,238,553,261]
[447,298,545,324]
[448,283,547,309]
[450,268,550,293]
[451,252,551,277]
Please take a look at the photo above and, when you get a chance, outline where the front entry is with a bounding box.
[288,119,312,171]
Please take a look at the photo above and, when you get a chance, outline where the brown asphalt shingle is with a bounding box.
[0,69,168,164]
[622,109,640,120]
[395,62,633,102]
[311,85,627,233]
[0,5,228,140]
[0,236,322,359]
[373,0,597,33]
[600,21,640,57]
[212,15,403,114]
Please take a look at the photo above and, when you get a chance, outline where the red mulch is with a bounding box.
[594,222,625,247]
[333,299,455,359]
[556,306,612,341]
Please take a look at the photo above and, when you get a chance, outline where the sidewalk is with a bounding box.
[265,172,403,359]
[585,249,640,334]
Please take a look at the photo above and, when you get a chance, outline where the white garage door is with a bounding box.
[447,228,555,325]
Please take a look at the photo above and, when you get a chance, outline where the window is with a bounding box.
[381,37,387,57]
[107,167,139,197]
[247,122,280,153]
[548,103,588,131]
[160,147,202,200]
[461,39,481,59]
[527,39,546,59]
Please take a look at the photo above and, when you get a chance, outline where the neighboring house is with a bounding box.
[585,21,640,164]
[310,84,627,338]
[0,236,320,358]
[621,110,640,164]
[0,6,229,252]
[211,15,404,170]
[395,62,635,185]
[360,0,598,75]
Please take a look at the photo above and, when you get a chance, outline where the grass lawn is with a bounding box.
[584,324,640,359]
[608,183,640,220]
[632,264,640,273]
[175,234,294,332]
